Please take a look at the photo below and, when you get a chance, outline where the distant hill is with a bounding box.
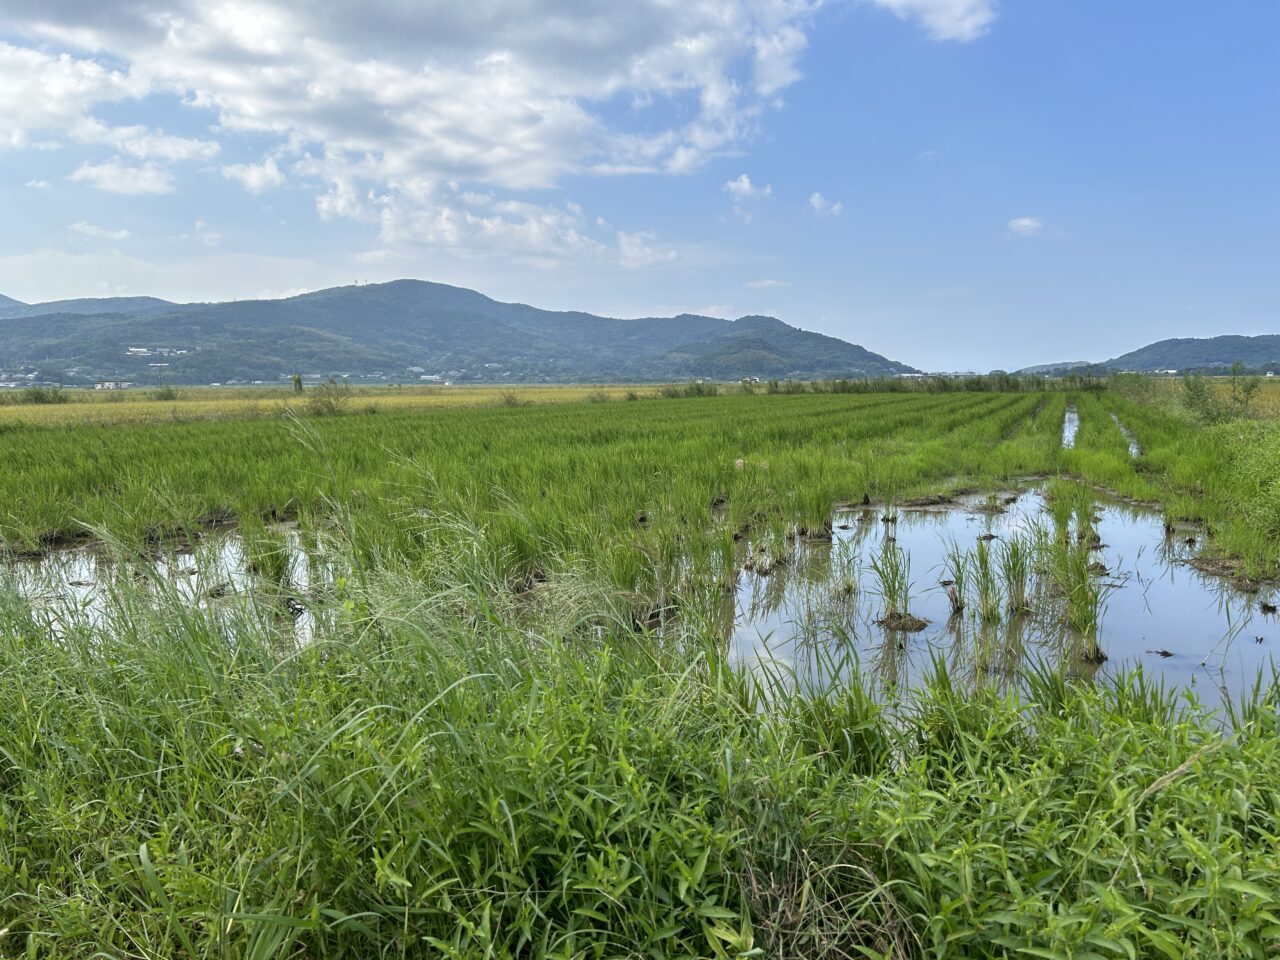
[0,279,917,384]
[1018,334,1280,375]
[0,296,175,320]
[1106,335,1280,372]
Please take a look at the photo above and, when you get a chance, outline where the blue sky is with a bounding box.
[1,1,1276,370]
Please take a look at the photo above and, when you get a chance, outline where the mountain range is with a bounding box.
[1017,335,1280,376]
[0,280,917,385]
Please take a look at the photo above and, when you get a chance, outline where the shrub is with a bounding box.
[18,385,71,405]
[305,378,353,416]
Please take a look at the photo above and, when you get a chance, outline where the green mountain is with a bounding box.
[0,296,174,320]
[1106,335,1280,372]
[1018,335,1280,375]
[0,279,918,384]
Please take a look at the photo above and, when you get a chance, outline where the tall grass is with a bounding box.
[1,539,1278,957]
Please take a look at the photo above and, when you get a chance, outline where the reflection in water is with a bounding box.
[5,527,338,648]
[727,487,1277,710]
[1110,413,1141,458]
[1062,405,1080,448]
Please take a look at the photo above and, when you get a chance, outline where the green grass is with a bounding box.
[2,386,1280,956]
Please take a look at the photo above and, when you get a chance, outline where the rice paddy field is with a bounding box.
[2,381,1280,957]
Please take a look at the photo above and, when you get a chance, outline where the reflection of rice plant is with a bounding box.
[974,538,1002,624]
[1052,538,1110,662]
[242,521,292,589]
[831,541,860,597]
[870,541,910,620]
[999,536,1031,613]
[943,540,968,617]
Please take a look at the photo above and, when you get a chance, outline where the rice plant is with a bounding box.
[943,539,968,617]
[974,537,1003,625]
[870,540,926,631]
[998,534,1032,613]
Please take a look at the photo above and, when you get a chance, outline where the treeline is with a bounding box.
[739,372,1105,395]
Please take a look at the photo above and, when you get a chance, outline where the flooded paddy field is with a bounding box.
[9,477,1276,712]
[727,484,1277,710]
[4,387,1280,957]
[5,525,339,647]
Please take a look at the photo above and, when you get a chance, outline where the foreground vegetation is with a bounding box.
[2,382,1279,956]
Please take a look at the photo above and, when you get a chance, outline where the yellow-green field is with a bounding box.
[0,382,652,426]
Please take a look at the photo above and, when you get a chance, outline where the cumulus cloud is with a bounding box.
[725,173,772,199]
[746,278,790,288]
[222,156,285,193]
[808,191,843,216]
[70,221,132,240]
[68,157,175,194]
[870,0,996,42]
[0,2,994,264]
[72,117,218,162]
[1007,215,1043,237]
[25,179,51,189]
[725,172,771,220]
[0,40,143,148]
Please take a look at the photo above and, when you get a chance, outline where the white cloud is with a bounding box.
[25,179,50,189]
[2,3,827,187]
[172,219,223,247]
[222,156,285,193]
[1007,215,1043,237]
[870,0,996,42]
[724,172,771,221]
[0,2,991,265]
[808,192,843,216]
[72,117,218,161]
[618,231,679,269]
[70,221,132,241]
[746,278,790,288]
[725,173,772,199]
[696,304,736,319]
[0,41,144,148]
[68,157,174,194]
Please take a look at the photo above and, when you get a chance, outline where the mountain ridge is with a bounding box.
[0,279,918,384]
[1017,334,1280,375]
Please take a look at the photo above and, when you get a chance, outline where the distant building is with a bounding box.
[95,380,134,390]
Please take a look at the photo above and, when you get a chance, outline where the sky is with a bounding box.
[1,1,1277,371]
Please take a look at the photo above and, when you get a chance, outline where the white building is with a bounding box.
[95,380,134,390]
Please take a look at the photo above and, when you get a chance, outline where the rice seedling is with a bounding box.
[943,539,968,617]
[870,540,926,631]
[998,533,1032,613]
[973,536,1003,624]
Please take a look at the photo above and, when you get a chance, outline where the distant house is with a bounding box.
[95,380,134,390]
